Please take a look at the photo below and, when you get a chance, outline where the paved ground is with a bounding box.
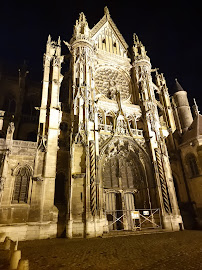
[2,230,202,270]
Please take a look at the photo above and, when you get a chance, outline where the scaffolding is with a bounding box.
[105,208,161,231]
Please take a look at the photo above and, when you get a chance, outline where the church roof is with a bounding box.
[91,7,128,50]
[173,78,184,92]
[182,114,202,143]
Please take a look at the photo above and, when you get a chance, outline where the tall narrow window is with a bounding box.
[13,167,30,203]
[187,154,199,177]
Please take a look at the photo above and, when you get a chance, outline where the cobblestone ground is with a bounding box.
[7,230,202,269]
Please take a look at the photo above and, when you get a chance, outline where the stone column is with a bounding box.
[36,36,63,226]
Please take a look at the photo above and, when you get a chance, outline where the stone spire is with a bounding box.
[73,12,90,39]
[174,78,184,92]
[155,71,176,132]
[132,33,150,62]
[133,33,140,45]
[47,34,51,43]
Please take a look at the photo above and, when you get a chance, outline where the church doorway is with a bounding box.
[105,191,123,230]
[105,191,138,231]
[101,138,157,231]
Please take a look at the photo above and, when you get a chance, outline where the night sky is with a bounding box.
[1,1,202,109]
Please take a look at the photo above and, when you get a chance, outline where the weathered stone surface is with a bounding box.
[1,7,201,241]
[17,231,202,270]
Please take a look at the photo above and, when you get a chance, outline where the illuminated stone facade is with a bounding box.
[0,7,190,240]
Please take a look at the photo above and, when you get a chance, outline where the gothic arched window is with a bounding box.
[186,154,199,177]
[12,167,30,203]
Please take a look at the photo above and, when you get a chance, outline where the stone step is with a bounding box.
[102,228,167,238]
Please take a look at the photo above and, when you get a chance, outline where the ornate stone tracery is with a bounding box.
[100,136,155,212]
[94,67,130,100]
[0,8,184,241]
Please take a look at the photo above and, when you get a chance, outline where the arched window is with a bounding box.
[12,167,30,203]
[187,154,199,177]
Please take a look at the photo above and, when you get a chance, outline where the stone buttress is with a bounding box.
[132,34,183,230]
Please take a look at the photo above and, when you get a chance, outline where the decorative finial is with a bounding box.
[104,6,110,16]
[63,40,71,51]
[73,12,90,39]
[193,98,200,116]
[47,34,51,43]
[14,239,18,251]
[133,33,139,44]
[79,12,86,23]
[58,36,61,46]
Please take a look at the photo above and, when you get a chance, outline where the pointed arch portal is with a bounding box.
[100,137,158,230]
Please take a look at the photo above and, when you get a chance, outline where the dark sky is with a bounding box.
[1,1,202,109]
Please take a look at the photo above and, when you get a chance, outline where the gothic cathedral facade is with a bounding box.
[0,8,185,240]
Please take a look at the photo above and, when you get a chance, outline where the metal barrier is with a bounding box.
[105,209,161,231]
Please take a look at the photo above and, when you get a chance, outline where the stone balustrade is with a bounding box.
[98,124,143,137]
